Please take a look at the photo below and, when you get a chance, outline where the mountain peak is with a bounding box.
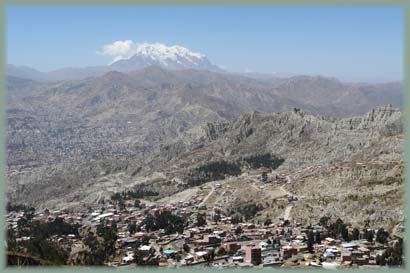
[109,42,222,72]
[134,43,205,62]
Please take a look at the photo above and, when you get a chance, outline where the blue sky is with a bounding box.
[7,6,403,82]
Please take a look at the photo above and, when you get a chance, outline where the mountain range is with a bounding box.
[6,65,402,170]
[7,43,223,82]
[6,43,404,227]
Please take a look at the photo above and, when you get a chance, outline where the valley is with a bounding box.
[6,63,404,268]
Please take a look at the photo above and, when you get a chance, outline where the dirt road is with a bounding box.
[282,203,293,220]
[200,184,215,206]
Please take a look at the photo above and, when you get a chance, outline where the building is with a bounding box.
[341,252,352,262]
[221,242,241,253]
[244,244,262,265]
[138,245,152,256]
[203,234,219,245]
[281,245,298,260]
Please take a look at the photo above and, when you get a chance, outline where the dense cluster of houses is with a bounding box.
[7,198,402,268]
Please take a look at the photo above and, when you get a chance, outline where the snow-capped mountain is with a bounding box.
[110,43,223,72]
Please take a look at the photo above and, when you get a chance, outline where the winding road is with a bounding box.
[247,172,297,220]
[199,184,215,206]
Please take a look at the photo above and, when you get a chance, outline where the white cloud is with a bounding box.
[97,40,138,64]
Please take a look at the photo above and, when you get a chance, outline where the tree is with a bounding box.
[118,199,126,211]
[85,221,118,264]
[319,216,330,227]
[144,211,186,235]
[183,243,190,253]
[212,213,221,224]
[264,218,272,226]
[134,249,145,265]
[341,226,350,242]
[261,172,268,183]
[102,223,118,259]
[196,213,207,227]
[204,249,215,265]
[376,238,403,266]
[376,253,386,266]
[327,218,349,240]
[315,231,322,244]
[307,231,315,253]
[17,216,29,236]
[231,214,242,224]
[376,228,389,244]
[83,232,106,265]
[188,160,242,186]
[271,237,277,248]
[7,228,17,251]
[364,229,374,243]
[96,223,105,236]
[134,199,141,208]
[352,228,360,241]
[216,247,227,256]
[235,225,243,235]
[26,237,69,265]
[136,225,141,232]
[128,222,137,235]
[243,153,284,170]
